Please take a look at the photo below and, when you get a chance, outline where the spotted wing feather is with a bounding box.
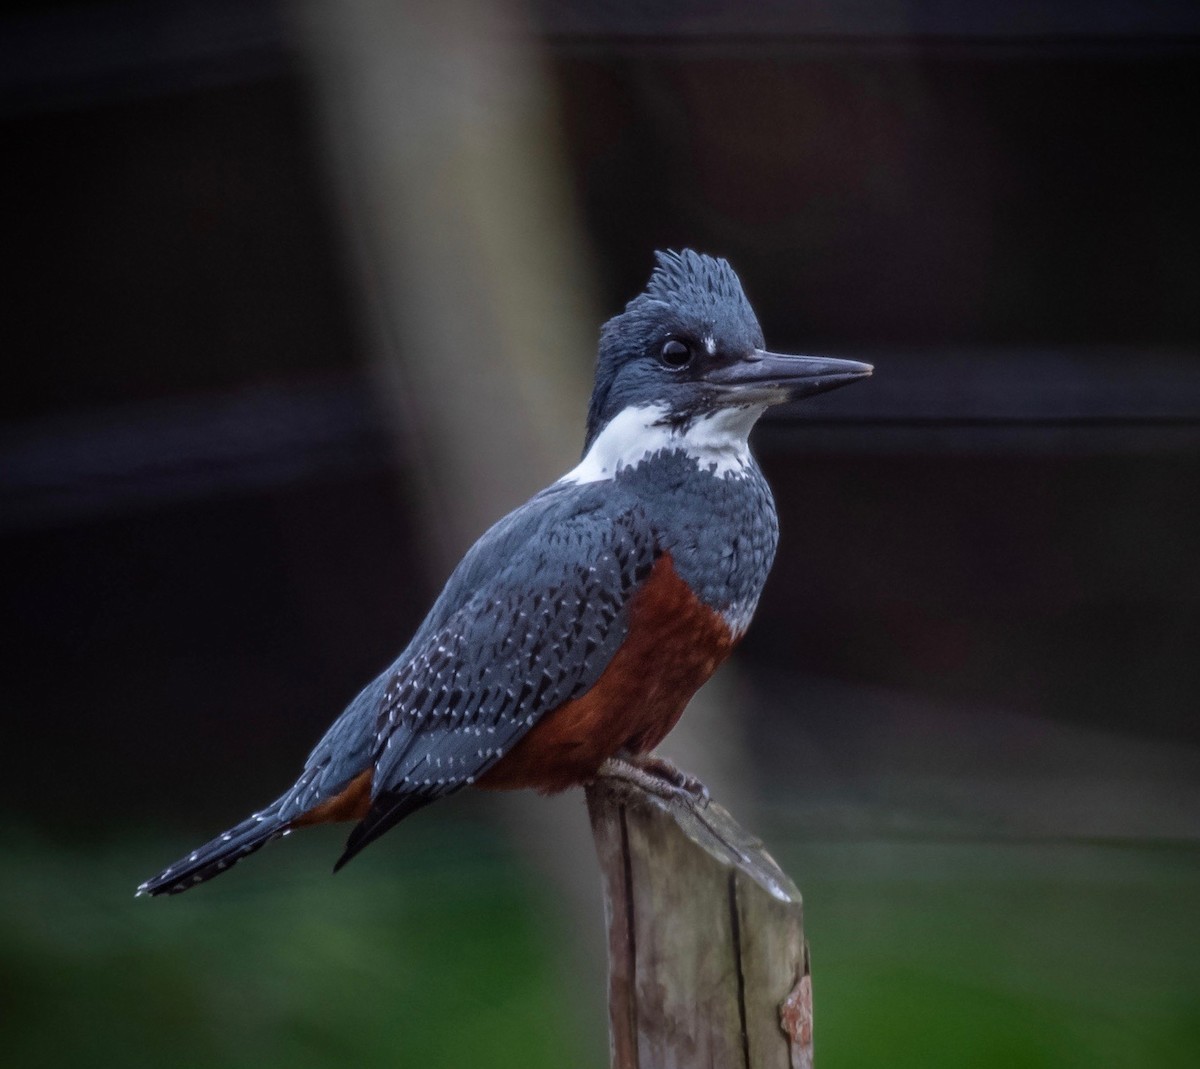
[335,504,657,867]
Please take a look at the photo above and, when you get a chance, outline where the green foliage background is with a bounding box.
[5,815,1198,1067]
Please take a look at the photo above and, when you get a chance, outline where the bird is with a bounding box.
[138,249,871,896]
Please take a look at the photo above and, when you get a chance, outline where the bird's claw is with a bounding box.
[593,753,711,808]
[630,753,711,804]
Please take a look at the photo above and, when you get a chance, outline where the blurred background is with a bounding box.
[3,1,1199,1066]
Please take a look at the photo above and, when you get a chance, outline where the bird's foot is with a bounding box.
[593,753,711,808]
[627,752,712,804]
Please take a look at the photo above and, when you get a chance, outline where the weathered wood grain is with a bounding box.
[586,779,811,1069]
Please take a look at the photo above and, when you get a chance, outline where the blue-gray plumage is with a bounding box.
[138,250,871,896]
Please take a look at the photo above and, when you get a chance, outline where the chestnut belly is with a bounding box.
[477,554,735,793]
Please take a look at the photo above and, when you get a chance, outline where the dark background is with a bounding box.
[3,2,1198,1067]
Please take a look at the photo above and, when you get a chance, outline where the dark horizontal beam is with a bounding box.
[0,376,393,532]
[761,346,1200,454]
[534,0,1200,39]
[4,0,1200,116]
[0,0,289,116]
[3,348,1198,530]
[771,347,1200,423]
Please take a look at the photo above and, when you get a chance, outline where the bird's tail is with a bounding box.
[137,796,292,897]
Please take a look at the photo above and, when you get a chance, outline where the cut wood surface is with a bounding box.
[586,779,812,1069]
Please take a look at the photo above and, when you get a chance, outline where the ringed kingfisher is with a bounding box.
[138,249,871,896]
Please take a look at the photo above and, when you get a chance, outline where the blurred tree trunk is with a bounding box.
[292,0,756,1059]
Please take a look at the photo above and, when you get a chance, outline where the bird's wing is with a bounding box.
[335,490,659,867]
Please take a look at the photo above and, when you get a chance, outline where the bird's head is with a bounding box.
[583,250,872,452]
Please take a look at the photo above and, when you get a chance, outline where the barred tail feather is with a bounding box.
[137,798,291,897]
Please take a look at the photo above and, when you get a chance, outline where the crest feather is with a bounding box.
[641,249,750,310]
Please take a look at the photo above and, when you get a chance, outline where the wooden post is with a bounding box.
[586,780,813,1069]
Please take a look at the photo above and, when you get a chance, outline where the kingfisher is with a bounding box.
[138,250,871,896]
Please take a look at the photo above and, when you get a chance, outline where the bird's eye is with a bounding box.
[660,339,692,368]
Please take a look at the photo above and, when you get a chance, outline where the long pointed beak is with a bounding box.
[707,350,874,403]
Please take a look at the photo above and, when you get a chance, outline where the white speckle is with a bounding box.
[560,403,767,485]
[703,334,716,355]
[466,776,475,785]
